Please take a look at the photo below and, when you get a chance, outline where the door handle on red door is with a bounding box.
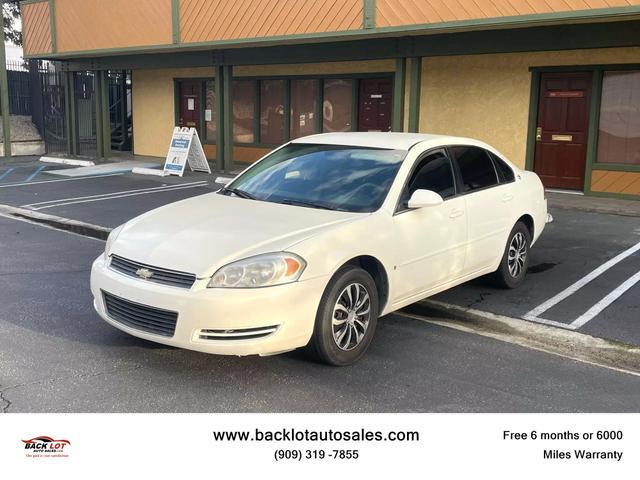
[449,209,464,219]
[501,194,514,203]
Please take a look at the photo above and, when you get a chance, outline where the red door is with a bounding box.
[178,81,201,134]
[358,78,392,132]
[533,72,592,190]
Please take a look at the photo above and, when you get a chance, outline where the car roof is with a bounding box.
[291,132,483,151]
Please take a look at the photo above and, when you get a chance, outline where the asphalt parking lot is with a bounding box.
[1,156,639,412]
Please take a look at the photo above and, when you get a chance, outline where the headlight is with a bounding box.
[207,252,306,288]
[103,225,124,260]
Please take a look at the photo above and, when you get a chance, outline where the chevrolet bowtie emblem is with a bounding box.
[135,268,154,280]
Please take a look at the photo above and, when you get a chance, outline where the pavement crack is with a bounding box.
[467,292,492,309]
[0,386,12,413]
[0,364,144,411]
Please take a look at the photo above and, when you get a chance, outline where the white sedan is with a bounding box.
[91,133,549,366]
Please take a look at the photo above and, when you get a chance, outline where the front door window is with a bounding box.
[179,81,201,134]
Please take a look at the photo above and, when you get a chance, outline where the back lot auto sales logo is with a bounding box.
[22,436,71,458]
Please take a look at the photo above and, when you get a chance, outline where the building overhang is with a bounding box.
[49,18,640,72]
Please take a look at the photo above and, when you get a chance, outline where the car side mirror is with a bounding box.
[407,189,444,209]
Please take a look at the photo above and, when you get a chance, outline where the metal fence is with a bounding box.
[6,60,32,116]
[3,60,132,156]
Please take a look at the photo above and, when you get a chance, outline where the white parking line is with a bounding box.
[523,240,640,329]
[25,182,209,211]
[570,270,640,329]
[0,173,124,188]
[23,180,208,208]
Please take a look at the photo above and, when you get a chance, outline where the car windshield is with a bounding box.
[222,144,407,213]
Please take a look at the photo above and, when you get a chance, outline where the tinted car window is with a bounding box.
[399,151,455,208]
[489,152,515,183]
[450,146,498,192]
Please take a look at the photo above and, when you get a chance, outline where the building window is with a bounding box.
[597,70,640,165]
[260,80,285,145]
[323,79,353,133]
[232,79,256,143]
[205,80,216,142]
[290,79,319,139]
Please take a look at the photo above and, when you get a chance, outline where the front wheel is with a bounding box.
[307,265,379,366]
[492,221,531,289]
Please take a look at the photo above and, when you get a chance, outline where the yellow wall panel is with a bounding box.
[180,0,363,43]
[55,0,172,53]
[132,67,214,159]
[420,47,640,168]
[376,0,640,27]
[22,1,52,55]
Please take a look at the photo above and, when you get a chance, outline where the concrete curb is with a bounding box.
[40,156,95,167]
[402,299,640,376]
[0,204,112,240]
[132,167,168,177]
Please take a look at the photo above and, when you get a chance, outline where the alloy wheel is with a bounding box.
[508,232,527,278]
[331,283,371,351]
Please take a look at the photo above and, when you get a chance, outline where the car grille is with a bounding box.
[109,255,196,289]
[197,325,279,341]
[102,291,178,337]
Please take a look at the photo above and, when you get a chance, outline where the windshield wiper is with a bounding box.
[220,187,256,200]
[279,198,339,211]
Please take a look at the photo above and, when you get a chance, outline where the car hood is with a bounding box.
[110,192,362,278]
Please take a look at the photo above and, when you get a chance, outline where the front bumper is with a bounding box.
[90,255,328,356]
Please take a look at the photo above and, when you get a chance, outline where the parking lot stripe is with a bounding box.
[0,173,125,189]
[0,167,15,181]
[28,182,210,210]
[23,180,209,208]
[523,240,640,323]
[405,299,640,377]
[570,270,640,329]
[24,165,47,182]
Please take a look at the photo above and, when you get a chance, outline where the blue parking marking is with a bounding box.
[0,167,15,181]
[25,165,47,182]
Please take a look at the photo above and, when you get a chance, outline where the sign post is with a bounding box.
[163,127,211,176]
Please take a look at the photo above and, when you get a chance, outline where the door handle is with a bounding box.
[536,127,542,141]
[501,194,514,203]
[449,209,464,219]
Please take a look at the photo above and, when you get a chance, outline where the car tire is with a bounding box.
[307,265,379,366]
[492,221,531,289]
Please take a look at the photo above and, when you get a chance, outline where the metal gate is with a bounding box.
[40,65,67,155]
[108,71,132,151]
[74,71,97,157]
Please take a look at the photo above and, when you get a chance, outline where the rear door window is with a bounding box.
[489,152,516,183]
[450,146,499,192]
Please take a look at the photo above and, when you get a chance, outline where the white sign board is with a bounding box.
[164,127,211,176]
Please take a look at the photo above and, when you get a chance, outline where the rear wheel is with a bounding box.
[307,265,379,366]
[493,221,531,289]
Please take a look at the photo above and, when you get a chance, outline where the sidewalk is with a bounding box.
[547,191,640,217]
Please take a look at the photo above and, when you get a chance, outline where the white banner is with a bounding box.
[1,414,637,478]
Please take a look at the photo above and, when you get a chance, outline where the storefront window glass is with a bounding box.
[260,80,285,144]
[597,71,640,165]
[205,80,216,142]
[323,79,353,132]
[290,79,319,139]
[232,80,256,143]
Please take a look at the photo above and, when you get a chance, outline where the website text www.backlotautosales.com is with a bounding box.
[212,428,420,462]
